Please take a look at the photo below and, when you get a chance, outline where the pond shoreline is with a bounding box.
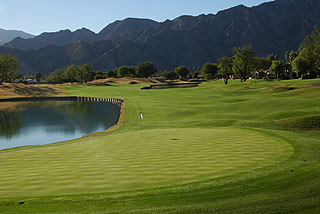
[0,96,124,105]
[0,96,126,151]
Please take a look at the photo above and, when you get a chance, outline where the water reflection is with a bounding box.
[64,101,94,117]
[0,111,22,139]
[0,100,120,150]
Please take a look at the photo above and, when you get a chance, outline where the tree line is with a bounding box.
[0,26,319,85]
[161,26,320,84]
[47,61,157,84]
[47,64,96,84]
[105,61,157,79]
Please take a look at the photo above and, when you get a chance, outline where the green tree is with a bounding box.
[285,50,298,64]
[94,73,104,80]
[47,69,65,84]
[161,71,178,80]
[218,57,233,85]
[303,26,320,68]
[285,50,298,79]
[175,66,189,79]
[78,63,94,83]
[201,63,218,80]
[292,25,320,78]
[65,64,77,83]
[292,50,315,77]
[76,65,86,84]
[254,57,272,71]
[232,46,256,82]
[136,61,157,79]
[0,54,20,85]
[269,60,286,79]
[193,72,199,79]
[65,64,94,84]
[117,66,133,77]
[35,72,44,83]
[266,53,280,61]
[94,71,105,80]
[106,70,117,78]
[253,57,272,79]
[128,66,137,77]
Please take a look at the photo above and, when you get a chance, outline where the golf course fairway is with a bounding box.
[0,79,319,213]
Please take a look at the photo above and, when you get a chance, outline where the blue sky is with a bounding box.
[0,0,273,35]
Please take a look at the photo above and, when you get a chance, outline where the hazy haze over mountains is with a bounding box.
[0,28,34,45]
[0,0,320,74]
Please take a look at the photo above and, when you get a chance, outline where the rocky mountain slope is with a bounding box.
[4,28,95,51]
[0,0,319,74]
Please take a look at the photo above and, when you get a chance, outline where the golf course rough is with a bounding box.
[0,128,293,197]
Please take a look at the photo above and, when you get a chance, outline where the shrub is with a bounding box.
[201,63,218,80]
[161,71,178,80]
[94,74,104,80]
[175,66,189,79]
[106,70,117,78]
[136,62,157,79]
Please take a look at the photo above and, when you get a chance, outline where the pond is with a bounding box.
[0,100,121,150]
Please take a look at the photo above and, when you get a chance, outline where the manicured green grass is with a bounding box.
[0,128,293,197]
[0,79,320,213]
[276,114,320,131]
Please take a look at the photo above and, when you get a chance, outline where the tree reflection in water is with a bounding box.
[0,111,22,139]
[57,101,94,117]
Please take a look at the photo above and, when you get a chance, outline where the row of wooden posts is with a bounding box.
[77,97,124,104]
[0,96,124,105]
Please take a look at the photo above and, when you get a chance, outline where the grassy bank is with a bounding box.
[0,83,64,99]
[0,79,319,213]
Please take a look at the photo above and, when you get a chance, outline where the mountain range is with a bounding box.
[0,0,320,74]
[0,28,34,45]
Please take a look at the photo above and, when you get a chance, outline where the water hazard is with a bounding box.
[0,100,121,150]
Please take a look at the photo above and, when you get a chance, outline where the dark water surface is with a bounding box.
[0,100,120,150]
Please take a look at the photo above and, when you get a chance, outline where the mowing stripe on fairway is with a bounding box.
[0,128,293,197]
